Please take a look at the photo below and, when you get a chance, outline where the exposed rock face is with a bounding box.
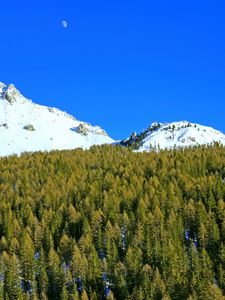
[4,84,21,104]
[0,82,114,157]
[0,123,9,129]
[76,123,88,136]
[0,82,6,93]
[23,124,35,131]
[121,121,225,151]
[98,128,108,136]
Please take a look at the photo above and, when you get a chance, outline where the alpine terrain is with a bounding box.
[0,82,114,157]
[121,121,225,151]
[1,82,225,157]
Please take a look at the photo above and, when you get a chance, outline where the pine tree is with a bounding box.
[47,248,64,299]
[19,232,35,293]
[3,254,23,300]
[35,248,48,299]
[81,290,89,300]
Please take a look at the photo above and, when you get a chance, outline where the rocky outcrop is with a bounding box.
[0,82,6,93]
[76,123,88,135]
[1,84,21,104]
[23,124,35,131]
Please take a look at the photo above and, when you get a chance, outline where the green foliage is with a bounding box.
[0,144,225,298]
[120,123,161,149]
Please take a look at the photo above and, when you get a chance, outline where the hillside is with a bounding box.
[0,145,225,299]
[121,121,225,151]
[0,82,114,157]
[1,82,225,157]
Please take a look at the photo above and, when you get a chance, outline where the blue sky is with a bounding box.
[1,0,225,140]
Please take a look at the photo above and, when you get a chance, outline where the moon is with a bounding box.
[62,20,68,28]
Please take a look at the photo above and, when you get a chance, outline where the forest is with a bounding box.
[1,144,225,299]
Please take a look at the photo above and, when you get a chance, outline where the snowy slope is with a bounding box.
[0,82,114,157]
[121,121,225,151]
[1,82,225,157]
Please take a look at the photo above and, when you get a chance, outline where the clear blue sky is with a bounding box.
[1,0,225,140]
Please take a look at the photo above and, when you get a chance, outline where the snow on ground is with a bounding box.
[138,121,225,151]
[1,82,225,157]
[0,83,114,157]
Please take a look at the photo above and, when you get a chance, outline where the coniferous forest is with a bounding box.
[1,144,225,299]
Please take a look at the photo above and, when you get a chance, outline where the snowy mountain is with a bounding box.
[1,82,225,157]
[0,82,114,156]
[121,121,225,151]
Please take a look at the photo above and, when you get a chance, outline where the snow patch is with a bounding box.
[0,83,115,157]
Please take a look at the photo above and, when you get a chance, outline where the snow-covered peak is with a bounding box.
[0,82,6,93]
[0,83,24,104]
[149,121,162,129]
[0,82,114,157]
[121,121,225,151]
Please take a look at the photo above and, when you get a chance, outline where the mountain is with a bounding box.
[0,82,114,156]
[1,82,225,157]
[121,121,225,151]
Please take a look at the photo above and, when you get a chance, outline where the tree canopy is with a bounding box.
[0,144,225,299]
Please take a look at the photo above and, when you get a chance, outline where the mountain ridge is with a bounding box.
[0,82,114,157]
[1,82,225,156]
[121,120,225,151]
